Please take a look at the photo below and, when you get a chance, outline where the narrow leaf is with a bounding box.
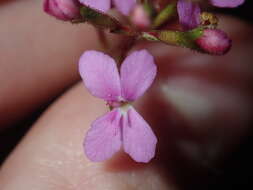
[80,5,122,32]
[152,3,176,29]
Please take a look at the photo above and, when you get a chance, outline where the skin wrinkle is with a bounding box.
[36,162,75,190]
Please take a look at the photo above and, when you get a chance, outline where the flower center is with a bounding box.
[119,103,132,115]
[107,101,132,114]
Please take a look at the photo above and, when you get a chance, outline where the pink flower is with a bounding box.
[79,0,136,15]
[43,0,81,21]
[210,0,245,8]
[177,0,245,30]
[79,50,157,163]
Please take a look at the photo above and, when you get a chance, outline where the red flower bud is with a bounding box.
[196,29,232,55]
[43,0,81,21]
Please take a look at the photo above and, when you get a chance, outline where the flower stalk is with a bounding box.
[142,27,204,50]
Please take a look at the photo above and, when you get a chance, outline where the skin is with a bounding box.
[0,0,253,189]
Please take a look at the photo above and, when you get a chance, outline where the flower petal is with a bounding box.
[120,50,157,101]
[177,0,201,30]
[79,50,121,101]
[79,0,111,13]
[210,0,244,8]
[84,109,122,162]
[122,107,157,163]
[112,0,136,15]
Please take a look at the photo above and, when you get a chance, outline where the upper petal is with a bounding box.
[177,0,201,30]
[112,0,136,15]
[120,50,157,101]
[210,0,244,8]
[122,107,157,163]
[79,50,121,101]
[79,0,111,12]
[84,109,122,162]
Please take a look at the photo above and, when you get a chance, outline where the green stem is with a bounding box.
[96,29,109,50]
[78,6,138,36]
[142,28,204,50]
[117,37,137,64]
[143,0,156,19]
[152,3,176,29]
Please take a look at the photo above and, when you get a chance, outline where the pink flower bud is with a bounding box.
[130,5,151,30]
[196,29,232,55]
[43,0,81,21]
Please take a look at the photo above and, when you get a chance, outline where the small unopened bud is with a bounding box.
[130,5,151,30]
[196,29,231,55]
[43,0,81,21]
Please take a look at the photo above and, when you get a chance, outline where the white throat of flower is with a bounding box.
[119,103,132,116]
